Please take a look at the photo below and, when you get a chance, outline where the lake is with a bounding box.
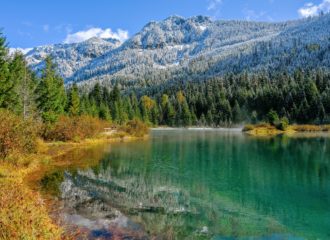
[42,129,330,240]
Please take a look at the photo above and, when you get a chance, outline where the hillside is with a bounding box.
[24,14,330,88]
[25,37,121,79]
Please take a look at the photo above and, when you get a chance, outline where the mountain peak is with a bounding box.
[189,15,212,24]
[25,14,330,85]
[84,37,121,45]
[164,15,185,23]
[124,15,214,50]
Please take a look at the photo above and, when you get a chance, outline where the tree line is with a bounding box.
[1,31,330,128]
[142,69,330,126]
[76,68,330,127]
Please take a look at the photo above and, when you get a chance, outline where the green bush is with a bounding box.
[0,109,38,159]
[267,110,279,126]
[276,117,289,131]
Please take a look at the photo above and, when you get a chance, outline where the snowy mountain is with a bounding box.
[25,37,121,79]
[25,14,330,87]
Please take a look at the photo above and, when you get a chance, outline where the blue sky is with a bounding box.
[1,0,329,48]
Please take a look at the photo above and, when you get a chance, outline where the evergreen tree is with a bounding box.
[112,101,120,122]
[130,93,141,120]
[164,101,176,126]
[89,99,99,117]
[124,97,134,120]
[251,112,260,126]
[182,100,192,126]
[109,84,122,122]
[200,113,206,126]
[36,56,66,122]
[110,84,121,102]
[79,94,90,115]
[319,103,326,123]
[99,103,111,121]
[68,83,80,116]
[90,83,102,106]
[6,53,24,113]
[0,32,13,110]
[151,104,160,125]
[160,94,169,124]
[6,52,37,118]
[206,110,214,126]
[297,98,310,123]
[191,109,198,126]
[232,100,242,123]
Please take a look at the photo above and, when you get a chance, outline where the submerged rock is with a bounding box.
[200,226,208,234]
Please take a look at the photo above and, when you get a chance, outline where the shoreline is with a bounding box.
[153,125,330,137]
[0,133,148,240]
[151,127,243,131]
[1,126,329,238]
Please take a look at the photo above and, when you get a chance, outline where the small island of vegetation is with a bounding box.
[243,109,330,136]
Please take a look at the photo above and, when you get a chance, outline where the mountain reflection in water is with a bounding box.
[42,130,330,239]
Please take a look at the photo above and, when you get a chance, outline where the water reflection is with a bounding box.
[43,130,330,239]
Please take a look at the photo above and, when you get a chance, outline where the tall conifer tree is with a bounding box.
[36,56,66,122]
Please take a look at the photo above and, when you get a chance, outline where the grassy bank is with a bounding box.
[0,118,149,239]
[0,179,62,239]
[0,147,63,239]
[243,123,330,136]
[0,135,148,239]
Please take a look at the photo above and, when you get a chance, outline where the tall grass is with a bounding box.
[291,124,330,132]
[0,181,62,240]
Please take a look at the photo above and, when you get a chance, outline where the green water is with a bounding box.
[48,130,330,239]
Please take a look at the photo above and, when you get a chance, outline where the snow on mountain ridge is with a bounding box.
[24,14,330,87]
[66,16,296,84]
[26,37,121,78]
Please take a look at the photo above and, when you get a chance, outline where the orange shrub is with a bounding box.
[0,109,38,159]
[121,119,149,137]
[43,115,109,142]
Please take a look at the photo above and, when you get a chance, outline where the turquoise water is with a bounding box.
[47,130,330,239]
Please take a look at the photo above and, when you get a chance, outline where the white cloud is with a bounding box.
[63,27,129,44]
[298,0,330,17]
[207,0,222,11]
